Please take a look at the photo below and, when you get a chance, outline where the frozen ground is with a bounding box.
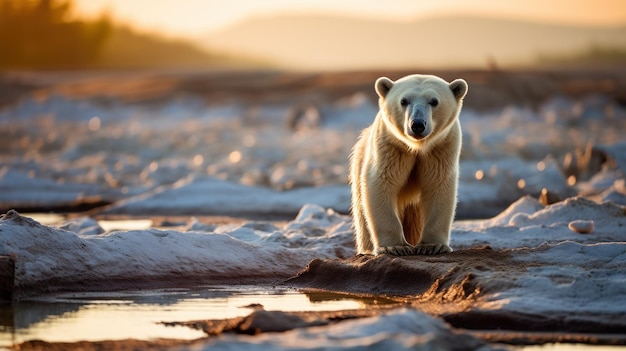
[1,196,625,349]
[1,70,626,349]
[1,79,625,217]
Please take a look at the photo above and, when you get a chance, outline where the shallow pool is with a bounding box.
[0,286,393,348]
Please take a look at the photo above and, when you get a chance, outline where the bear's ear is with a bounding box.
[449,79,468,101]
[375,77,394,98]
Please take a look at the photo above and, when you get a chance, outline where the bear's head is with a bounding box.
[375,74,468,149]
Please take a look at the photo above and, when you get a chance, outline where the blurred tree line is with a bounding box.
[0,0,111,69]
[0,0,259,70]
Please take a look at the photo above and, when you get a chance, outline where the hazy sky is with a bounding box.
[74,0,626,38]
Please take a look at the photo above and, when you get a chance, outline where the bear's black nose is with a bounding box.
[410,119,426,136]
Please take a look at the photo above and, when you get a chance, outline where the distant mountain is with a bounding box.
[199,14,626,69]
[96,26,266,69]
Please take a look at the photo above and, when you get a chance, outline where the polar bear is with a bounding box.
[349,74,468,256]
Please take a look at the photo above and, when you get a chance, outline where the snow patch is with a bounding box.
[0,206,353,296]
[199,309,496,351]
[99,175,351,218]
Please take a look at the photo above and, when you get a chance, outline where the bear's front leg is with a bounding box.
[414,173,457,255]
[364,180,413,256]
[369,209,413,256]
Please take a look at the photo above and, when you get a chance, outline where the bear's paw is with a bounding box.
[376,245,415,256]
[414,243,452,255]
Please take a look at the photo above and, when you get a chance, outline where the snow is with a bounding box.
[2,196,625,329]
[0,168,119,210]
[0,205,354,294]
[198,308,501,351]
[3,90,625,217]
[452,196,626,249]
[99,175,351,217]
[488,240,626,316]
[2,73,626,349]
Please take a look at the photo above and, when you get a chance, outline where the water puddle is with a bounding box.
[26,213,154,232]
[518,345,624,350]
[0,286,392,348]
[98,218,153,232]
[24,213,66,226]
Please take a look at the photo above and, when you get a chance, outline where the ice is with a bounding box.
[468,195,545,228]
[0,205,354,295]
[2,86,626,218]
[2,72,626,348]
[453,196,626,250]
[99,175,351,217]
[0,168,118,209]
[4,195,623,349]
[198,308,500,351]
[487,240,626,316]
[2,194,624,321]
[57,216,104,236]
[599,142,626,174]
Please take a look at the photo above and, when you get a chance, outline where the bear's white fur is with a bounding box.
[349,74,468,255]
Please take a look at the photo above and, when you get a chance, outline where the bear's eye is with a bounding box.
[400,98,409,107]
[429,98,439,107]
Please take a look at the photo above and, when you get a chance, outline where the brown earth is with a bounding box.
[286,247,626,335]
[13,338,203,351]
[287,246,519,299]
[2,67,626,111]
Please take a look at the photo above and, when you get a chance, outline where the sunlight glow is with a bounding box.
[99,219,153,232]
[73,0,626,37]
[474,170,484,180]
[536,161,546,172]
[193,154,204,166]
[229,151,242,164]
[88,116,101,131]
[567,175,577,186]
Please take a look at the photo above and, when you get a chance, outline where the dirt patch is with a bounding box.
[285,246,626,335]
[286,246,518,300]
[166,308,385,336]
[444,310,626,334]
[0,255,14,301]
[12,338,203,351]
[4,68,626,110]
[470,331,626,346]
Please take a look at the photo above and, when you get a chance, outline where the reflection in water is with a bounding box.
[303,290,398,306]
[98,219,153,232]
[0,286,380,347]
[519,345,625,351]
